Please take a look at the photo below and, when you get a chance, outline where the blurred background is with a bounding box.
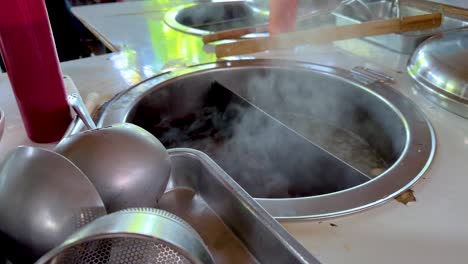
[0,0,132,72]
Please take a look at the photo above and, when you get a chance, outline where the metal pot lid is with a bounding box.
[408,28,468,118]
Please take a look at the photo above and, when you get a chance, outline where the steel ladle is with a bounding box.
[56,77,171,213]
[0,146,106,263]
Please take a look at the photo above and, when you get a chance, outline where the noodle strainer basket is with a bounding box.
[35,208,214,264]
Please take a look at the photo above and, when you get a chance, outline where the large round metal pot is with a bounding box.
[97,59,435,220]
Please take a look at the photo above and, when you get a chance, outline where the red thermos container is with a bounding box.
[0,0,71,143]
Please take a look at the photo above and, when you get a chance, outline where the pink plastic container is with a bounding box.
[0,0,71,143]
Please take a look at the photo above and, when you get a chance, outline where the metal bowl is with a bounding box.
[164,0,339,37]
[245,0,350,16]
[408,28,468,118]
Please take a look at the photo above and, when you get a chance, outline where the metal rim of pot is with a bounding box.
[96,59,436,221]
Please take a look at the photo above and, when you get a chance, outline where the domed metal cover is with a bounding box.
[408,28,468,118]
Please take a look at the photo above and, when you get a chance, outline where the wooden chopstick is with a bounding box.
[402,0,468,19]
[215,13,442,58]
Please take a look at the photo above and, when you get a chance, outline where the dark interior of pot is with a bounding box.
[175,2,267,32]
[126,68,407,199]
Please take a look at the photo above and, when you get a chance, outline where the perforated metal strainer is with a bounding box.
[35,208,214,264]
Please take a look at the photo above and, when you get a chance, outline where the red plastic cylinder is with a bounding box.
[269,0,299,35]
[0,0,71,143]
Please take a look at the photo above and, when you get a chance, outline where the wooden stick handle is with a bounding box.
[402,0,468,19]
[215,13,442,58]
[202,24,269,44]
